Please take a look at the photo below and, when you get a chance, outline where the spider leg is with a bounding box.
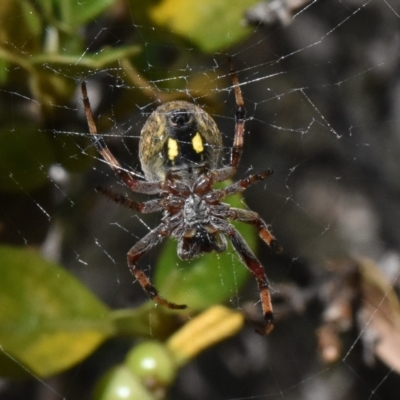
[212,170,273,200]
[229,208,282,253]
[228,56,246,171]
[209,166,237,183]
[96,186,164,213]
[220,59,269,183]
[127,224,187,310]
[81,82,161,195]
[219,220,274,335]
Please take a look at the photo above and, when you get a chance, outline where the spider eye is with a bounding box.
[169,110,191,127]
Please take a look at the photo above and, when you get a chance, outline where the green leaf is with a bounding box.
[0,0,42,55]
[62,0,115,28]
[20,0,43,38]
[109,305,183,340]
[155,188,257,310]
[149,0,260,52]
[0,246,113,377]
[36,0,115,30]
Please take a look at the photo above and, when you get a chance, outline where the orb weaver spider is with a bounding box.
[81,58,282,335]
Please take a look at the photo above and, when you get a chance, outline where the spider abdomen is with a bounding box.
[139,101,223,181]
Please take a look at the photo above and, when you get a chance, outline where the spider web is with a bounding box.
[1,0,400,399]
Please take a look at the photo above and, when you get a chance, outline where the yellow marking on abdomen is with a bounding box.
[192,132,204,153]
[168,138,179,160]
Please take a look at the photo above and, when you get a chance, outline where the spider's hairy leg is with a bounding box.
[80,81,161,195]
[96,187,164,213]
[228,56,246,170]
[220,221,274,335]
[209,166,237,183]
[127,225,187,310]
[229,208,282,253]
[212,170,273,200]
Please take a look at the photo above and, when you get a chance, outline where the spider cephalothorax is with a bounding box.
[81,59,281,335]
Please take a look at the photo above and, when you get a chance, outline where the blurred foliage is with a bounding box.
[317,258,400,373]
[0,246,112,378]
[0,179,256,378]
[94,307,244,400]
[148,0,260,52]
[0,0,259,193]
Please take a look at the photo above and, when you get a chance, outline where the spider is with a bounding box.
[81,59,282,335]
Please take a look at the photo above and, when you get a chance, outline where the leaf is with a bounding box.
[319,258,400,372]
[0,246,114,377]
[62,0,115,28]
[149,0,260,52]
[358,259,400,373]
[0,0,42,55]
[36,0,115,30]
[155,187,258,310]
[109,305,183,340]
[166,305,244,367]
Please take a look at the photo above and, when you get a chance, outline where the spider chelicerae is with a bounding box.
[81,59,282,335]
